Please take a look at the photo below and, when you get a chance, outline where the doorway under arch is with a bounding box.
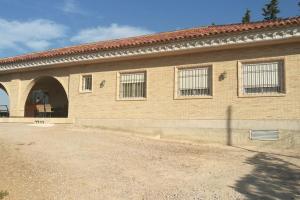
[24,76,68,118]
[0,83,9,117]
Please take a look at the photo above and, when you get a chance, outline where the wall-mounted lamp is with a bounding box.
[100,80,106,88]
[219,71,227,81]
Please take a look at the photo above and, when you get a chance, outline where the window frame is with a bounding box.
[80,74,93,93]
[174,64,214,100]
[237,57,286,98]
[116,69,148,101]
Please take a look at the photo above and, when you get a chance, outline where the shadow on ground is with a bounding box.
[234,152,300,200]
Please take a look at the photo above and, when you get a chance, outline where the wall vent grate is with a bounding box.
[250,130,279,141]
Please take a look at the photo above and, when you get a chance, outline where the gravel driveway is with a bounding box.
[0,123,299,200]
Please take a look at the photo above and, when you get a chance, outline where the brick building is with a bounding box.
[0,17,300,147]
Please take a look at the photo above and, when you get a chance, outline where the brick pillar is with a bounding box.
[8,79,24,117]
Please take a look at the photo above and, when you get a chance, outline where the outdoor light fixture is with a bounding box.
[219,71,227,81]
[100,80,106,88]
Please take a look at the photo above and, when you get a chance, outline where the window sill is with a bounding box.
[79,90,92,94]
[174,95,213,100]
[117,97,147,101]
[238,93,286,98]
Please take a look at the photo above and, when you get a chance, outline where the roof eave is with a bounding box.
[0,25,299,73]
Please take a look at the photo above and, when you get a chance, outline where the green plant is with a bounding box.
[262,0,280,20]
[0,191,9,199]
[242,9,251,23]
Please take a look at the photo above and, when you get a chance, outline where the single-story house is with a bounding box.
[0,17,300,147]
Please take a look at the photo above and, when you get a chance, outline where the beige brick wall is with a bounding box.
[69,42,300,121]
[0,41,300,120]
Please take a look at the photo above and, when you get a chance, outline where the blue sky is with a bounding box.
[0,0,299,105]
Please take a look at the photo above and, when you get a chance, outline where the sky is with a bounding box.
[0,0,299,106]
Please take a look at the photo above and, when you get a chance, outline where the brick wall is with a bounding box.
[0,41,300,121]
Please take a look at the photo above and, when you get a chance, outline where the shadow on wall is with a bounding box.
[227,105,232,146]
[234,152,300,200]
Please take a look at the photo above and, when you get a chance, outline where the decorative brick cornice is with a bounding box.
[0,26,299,72]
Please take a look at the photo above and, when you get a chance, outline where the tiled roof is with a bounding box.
[1,16,300,64]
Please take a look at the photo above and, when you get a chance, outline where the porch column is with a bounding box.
[9,79,24,117]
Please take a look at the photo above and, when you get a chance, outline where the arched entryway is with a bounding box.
[0,83,9,117]
[24,76,68,118]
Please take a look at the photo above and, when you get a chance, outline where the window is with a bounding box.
[119,72,146,99]
[81,75,92,92]
[177,66,212,97]
[241,61,284,95]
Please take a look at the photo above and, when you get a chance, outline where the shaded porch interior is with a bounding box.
[24,77,68,118]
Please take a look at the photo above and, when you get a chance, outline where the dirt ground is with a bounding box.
[0,123,299,200]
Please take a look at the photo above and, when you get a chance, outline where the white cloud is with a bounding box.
[0,19,153,56]
[0,18,67,52]
[71,24,154,43]
[61,0,86,15]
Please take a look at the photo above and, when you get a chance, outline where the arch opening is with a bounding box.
[0,84,9,117]
[24,76,68,118]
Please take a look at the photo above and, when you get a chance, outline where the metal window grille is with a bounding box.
[82,75,92,91]
[242,61,284,95]
[120,72,146,98]
[178,67,212,96]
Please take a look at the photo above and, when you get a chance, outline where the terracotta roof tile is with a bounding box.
[1,16,300,64]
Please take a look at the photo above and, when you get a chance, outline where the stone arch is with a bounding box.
[0,82,10,98]
[23,76,69,118]
[0,82,10,117]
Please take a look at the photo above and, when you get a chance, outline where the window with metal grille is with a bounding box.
[178,67,212,96]
[119,72,146,99]
[82,75,92,92]
[241,61,284,95]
